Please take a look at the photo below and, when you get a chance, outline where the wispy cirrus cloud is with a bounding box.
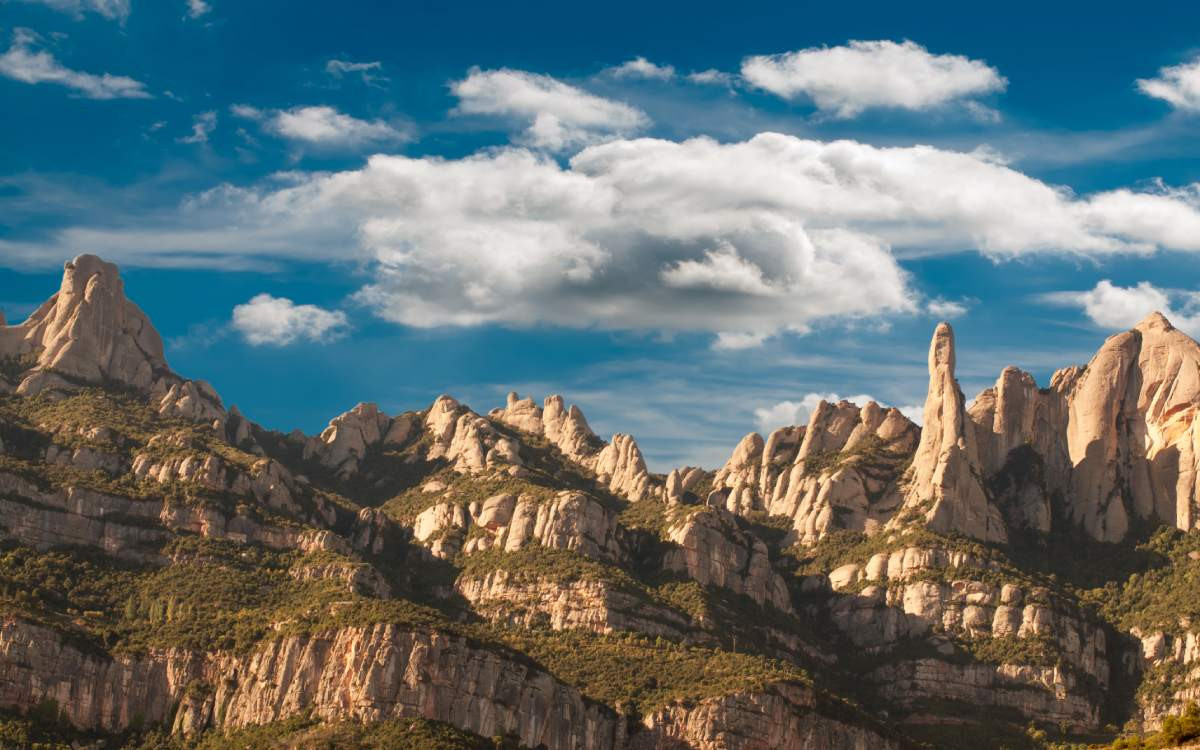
[177,111,217,144]
[17,0,129,22]
[231,104,410,150]
[325,59,387,86]
[0,28,150,99]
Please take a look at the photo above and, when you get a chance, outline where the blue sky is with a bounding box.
[4,0,1200,469]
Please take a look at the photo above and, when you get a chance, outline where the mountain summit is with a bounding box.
[3,256,1200,748]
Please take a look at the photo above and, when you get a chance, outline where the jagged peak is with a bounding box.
[1134,310,1174,333]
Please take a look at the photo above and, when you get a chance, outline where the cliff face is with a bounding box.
[9,255,1200,748]
[0,618,621,749]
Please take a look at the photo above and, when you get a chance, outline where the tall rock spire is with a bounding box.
[895,322,1007,542]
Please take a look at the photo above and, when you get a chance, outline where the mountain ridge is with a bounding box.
[2,254,1200,748]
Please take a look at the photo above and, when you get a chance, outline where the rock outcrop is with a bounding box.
[492,391,654,502]
[413,490,625,563]
[0,255,226,427]
[303,402,416,477]
[663,507,793,612]
[711,400,918,544]
[0,618,620,749]
[637,682,899,750]
[894,322,1007,543]
[456,573,692,639]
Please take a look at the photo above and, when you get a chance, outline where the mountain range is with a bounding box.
[2,255,1200,748]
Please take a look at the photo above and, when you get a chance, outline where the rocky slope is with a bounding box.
[3,254,1200,749]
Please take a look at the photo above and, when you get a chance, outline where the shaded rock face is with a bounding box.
[711,400,918,544]
[663,508,793,613]
[820,542,1111,730]
[0,618,620,750]
[895,323,1007,543]
[1133,628,1200,728]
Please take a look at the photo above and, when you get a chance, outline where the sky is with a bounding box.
[4,0,1200,470]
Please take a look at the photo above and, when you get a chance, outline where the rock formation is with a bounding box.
[493,391,655,501]
[892,322,1007,542]
[711,399,918,543]
[10,256,1200,747]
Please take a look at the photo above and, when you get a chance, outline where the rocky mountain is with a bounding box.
[3,255,1200,748]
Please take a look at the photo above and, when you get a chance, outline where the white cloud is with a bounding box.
[450,67,648,151]
[687,69,736,86]
[20,0,130,21]
[10,134,1200,339]
[926,298,969,318]
[325,59,387,86]
[0,28,150,99]
[753,392,879,433]
[186,0,210,18]
[232,104,409,150]
[231,294,349,346]
[661,242,776,296]
[1138,56,1200,111]
[742,39,1005,117]
[1045,280,1200,338]
[177,110,216,144]
[605,57,675,80]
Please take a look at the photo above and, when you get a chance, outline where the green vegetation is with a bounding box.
[1101,702,1200,749]
[1085,527,1200,634]
[0,536,439,655]
[494,627,807,715]
[0,709,521,750]
[0,351,39,384]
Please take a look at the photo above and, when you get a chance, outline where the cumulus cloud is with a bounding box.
[186,0,210,18]
[1045,280,1200,338]
[19,0,130,21]
[1138,56,1200,111]
[753,392,879,433]
[325,59,387,86]
[9,134,1200,340]
[450,67,648,151]
[177,110,217,144]
[605,57,675,80]
[0,28,150,99]
[232,104,409,150]
[231,294,349,346]
[742,39,1005,117]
